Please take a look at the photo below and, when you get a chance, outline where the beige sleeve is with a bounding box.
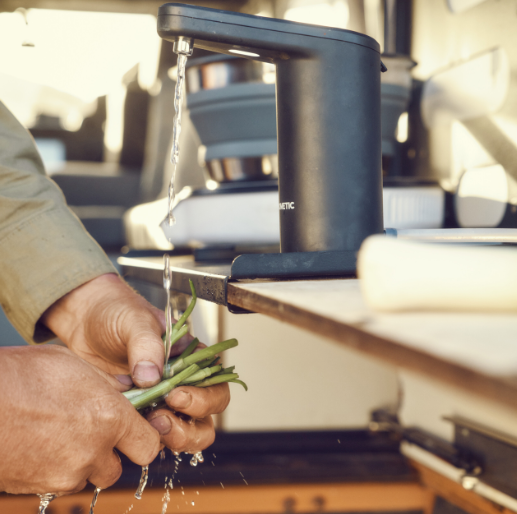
[0,101,117,343]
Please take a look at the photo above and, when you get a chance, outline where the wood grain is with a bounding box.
[0,482,431,514]
[410,460,516,514]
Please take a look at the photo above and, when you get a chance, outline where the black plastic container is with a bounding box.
[158,4,384,277]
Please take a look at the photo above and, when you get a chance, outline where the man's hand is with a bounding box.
[0,345,160,496]
[41,273,230,454]
[146,385,230,452]
[42,274,167,389]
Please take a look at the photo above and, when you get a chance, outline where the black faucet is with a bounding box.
[158,4,385,279]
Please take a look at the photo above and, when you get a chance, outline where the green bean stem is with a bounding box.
[165,339,238,377]
[180,365,222,385]
[122,387,151,400]
[163,324,190,366]
[216,366,235,375]
[230,379,248,391]
[130,364,200,410]
[194,373,240,388]
[179,337,199,360]
[171,280,197,339]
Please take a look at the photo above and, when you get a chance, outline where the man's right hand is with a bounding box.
[0,345,161,496]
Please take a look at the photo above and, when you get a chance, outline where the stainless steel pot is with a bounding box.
[186,54,275,93]
[185,54,278,184]
[204,154,278,182]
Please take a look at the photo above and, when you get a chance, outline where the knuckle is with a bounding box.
[142,436,161,465]
[167,426,188,452]
[92,394,123,428]
[203,384,230,415]
[100,461,123,488]
[56,477,87,494]
[202,422,216,449]
[215,384,231,412]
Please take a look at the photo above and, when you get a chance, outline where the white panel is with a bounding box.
[220,311,399,431]
[399,370,517,442]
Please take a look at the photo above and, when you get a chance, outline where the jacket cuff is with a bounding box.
[0,205,117,344]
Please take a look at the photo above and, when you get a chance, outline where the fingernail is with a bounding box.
[133,361,161,384]
[150,416,172,435]
[115,374,133,386]
[169,390,192,410]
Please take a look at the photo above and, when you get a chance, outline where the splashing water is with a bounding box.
[89,487,102,514]
[161,450,185,514]
[161,486,171,514]
[135,465,149,500]
[37,493,55,514]
[165,38,193,227]
[190,451,204,467]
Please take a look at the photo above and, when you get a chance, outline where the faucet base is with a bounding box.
[230,250,357,280]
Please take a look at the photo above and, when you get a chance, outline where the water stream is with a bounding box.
[134,465,149,500]
[163,254,173,366]
[37,493,55,514]
[158,39,194,506]
[89,487,102,514]
[165,38,193,227]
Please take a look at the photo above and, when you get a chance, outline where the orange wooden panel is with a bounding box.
[0,482,430,514]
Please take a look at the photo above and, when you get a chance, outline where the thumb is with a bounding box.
[123,308,165,388]
[116,399,161,466]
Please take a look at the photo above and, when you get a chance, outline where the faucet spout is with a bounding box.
[173,36,194,56]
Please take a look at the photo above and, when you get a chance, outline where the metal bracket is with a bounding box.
[445,415,517,500]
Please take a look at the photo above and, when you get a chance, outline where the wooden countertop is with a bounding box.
[227,278,517,410]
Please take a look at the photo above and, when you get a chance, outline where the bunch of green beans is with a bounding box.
[123,280,247,411]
